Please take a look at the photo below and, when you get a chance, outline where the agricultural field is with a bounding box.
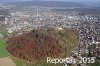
[0,29,16,66]
[0,28,9,57]
[0,39,8,57]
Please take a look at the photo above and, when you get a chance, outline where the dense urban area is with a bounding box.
[0,1,100,66]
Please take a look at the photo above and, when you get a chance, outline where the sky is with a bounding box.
[1,0,100,2]
[21,0,100,2]
[0,0,100,7]
[1,0,100,3]
[43,0,99,1]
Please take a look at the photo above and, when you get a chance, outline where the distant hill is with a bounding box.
[53,7,100,15]
[5,1,87,7]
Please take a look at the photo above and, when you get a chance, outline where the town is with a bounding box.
[0,1,100,66]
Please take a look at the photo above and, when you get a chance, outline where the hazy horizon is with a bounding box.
[0,0,100,7]
[1,0,100,2]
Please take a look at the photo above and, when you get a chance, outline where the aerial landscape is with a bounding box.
[0,0,100,66]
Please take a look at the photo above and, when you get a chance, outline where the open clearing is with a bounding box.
[0,56,16,66]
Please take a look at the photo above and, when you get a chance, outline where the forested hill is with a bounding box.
[7,29,78,63]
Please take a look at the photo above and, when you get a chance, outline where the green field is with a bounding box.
[0,39,9,57]
[0,30,9,57]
